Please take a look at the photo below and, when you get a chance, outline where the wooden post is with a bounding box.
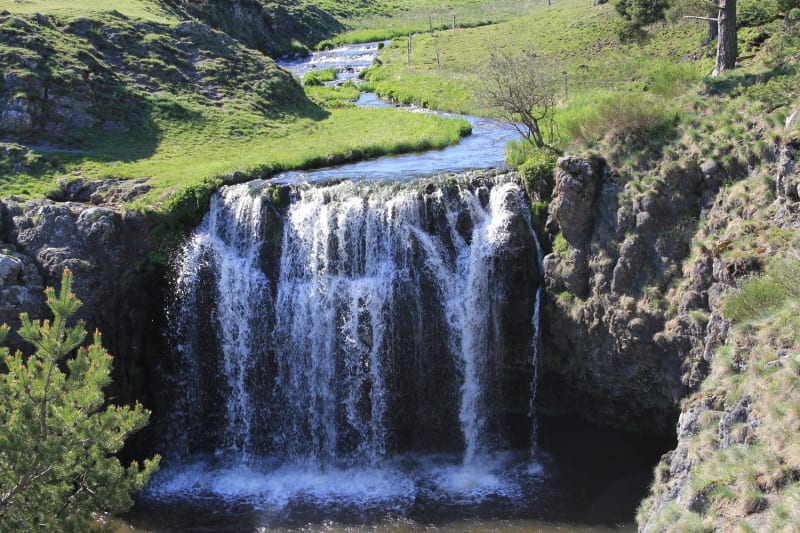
[436,50,440,73]
[452,14,456,30]
[563,71,568,99]
[407,35,412,65]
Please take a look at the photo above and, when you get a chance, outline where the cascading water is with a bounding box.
[151,175,545,521]
[169,176,539,462]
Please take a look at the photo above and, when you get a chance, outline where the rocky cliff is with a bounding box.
[635,131,800,530]
[0,181,170,452]
[538,154,719,435]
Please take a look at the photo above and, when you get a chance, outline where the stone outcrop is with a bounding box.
[0,192,169,454]
[539,155,726,434]
[636,127,800,531]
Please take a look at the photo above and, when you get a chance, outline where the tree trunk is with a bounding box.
[701,18,718,46]
[713,0,737,76]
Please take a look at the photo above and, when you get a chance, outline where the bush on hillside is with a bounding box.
[0,269,159,531]
[506,140,559,201]
[739,0,780,27]
[723,258,800,322]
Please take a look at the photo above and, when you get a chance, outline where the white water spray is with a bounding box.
[169,177,541,466]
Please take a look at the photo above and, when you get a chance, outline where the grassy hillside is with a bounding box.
[361,0,709,114]
[638,163,800,530]
[0,1,470,213]
[0,0,178,23]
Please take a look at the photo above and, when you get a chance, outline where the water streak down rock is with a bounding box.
[167,175,542,464]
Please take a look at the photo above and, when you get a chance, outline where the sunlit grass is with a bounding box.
[363,0,709,126]
[0,0,178,23]
[0,103,471,210]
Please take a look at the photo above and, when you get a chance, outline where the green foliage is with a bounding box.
[738,0,780,27]
[303,67,338,86]
[559,91,677,146]
[614,0,670,42]
[647,62,703,98]
[557,290,575,303]
[507,140,558,200]
[0,269,159,532]
[722,259,800,322]
[552,232,569,257]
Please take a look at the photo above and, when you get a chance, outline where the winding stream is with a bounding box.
[125,44,670,533]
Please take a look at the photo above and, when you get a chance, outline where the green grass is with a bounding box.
[305,81,361,108]
[362,0,709,122]
[0,8,470,212]
[0,102,470,207]
[722,259,800,323]
[303,67,338,86]
[0,0,179,23]
[321,0,544,43]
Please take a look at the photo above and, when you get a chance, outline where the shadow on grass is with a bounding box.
[703,64,796,97]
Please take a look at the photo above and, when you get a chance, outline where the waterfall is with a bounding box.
[168,176,541,467]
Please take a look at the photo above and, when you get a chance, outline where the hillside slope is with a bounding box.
[0,0,470,212]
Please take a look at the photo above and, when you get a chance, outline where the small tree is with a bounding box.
[482,51,557,148]
[615,0,671,41]
[615,0,738,76]
[0,268,159,532]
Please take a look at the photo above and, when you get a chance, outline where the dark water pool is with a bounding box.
[123,416,672,532]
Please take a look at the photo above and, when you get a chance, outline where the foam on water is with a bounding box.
[146,451,545,512]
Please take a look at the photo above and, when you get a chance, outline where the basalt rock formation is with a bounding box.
[0,184,168,450]
[538,154,724,435]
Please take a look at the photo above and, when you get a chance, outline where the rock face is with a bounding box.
[163,0,343,56]
[0,193,168,453]
[539,155,723,434]
[637,131,800,531]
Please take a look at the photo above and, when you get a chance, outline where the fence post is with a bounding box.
[407,35,412,65]
[452,14,456,30]
[436,50,440,73]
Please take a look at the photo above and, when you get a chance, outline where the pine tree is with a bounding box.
[0,268,159,532]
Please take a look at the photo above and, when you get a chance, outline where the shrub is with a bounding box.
[722,259,800,322]
[0,269,159,531]
[552,232,569,257]
[303,67,337,86]
[739,0,780,26]
[507,141,558,202]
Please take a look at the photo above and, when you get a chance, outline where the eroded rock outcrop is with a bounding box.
[0,192,168,453]
[539,155,725,434]
[636,128,800,531]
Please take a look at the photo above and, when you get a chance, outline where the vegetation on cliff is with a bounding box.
[2,0,800,525]
[0,269,159,531]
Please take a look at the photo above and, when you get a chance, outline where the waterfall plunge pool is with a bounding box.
[126,415,670,532]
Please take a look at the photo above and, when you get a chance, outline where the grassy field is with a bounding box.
[327,0,546,44]
[363,0,710,118]
[62,107,469,209]
[0,2,471,212]
[0,0,179,23]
